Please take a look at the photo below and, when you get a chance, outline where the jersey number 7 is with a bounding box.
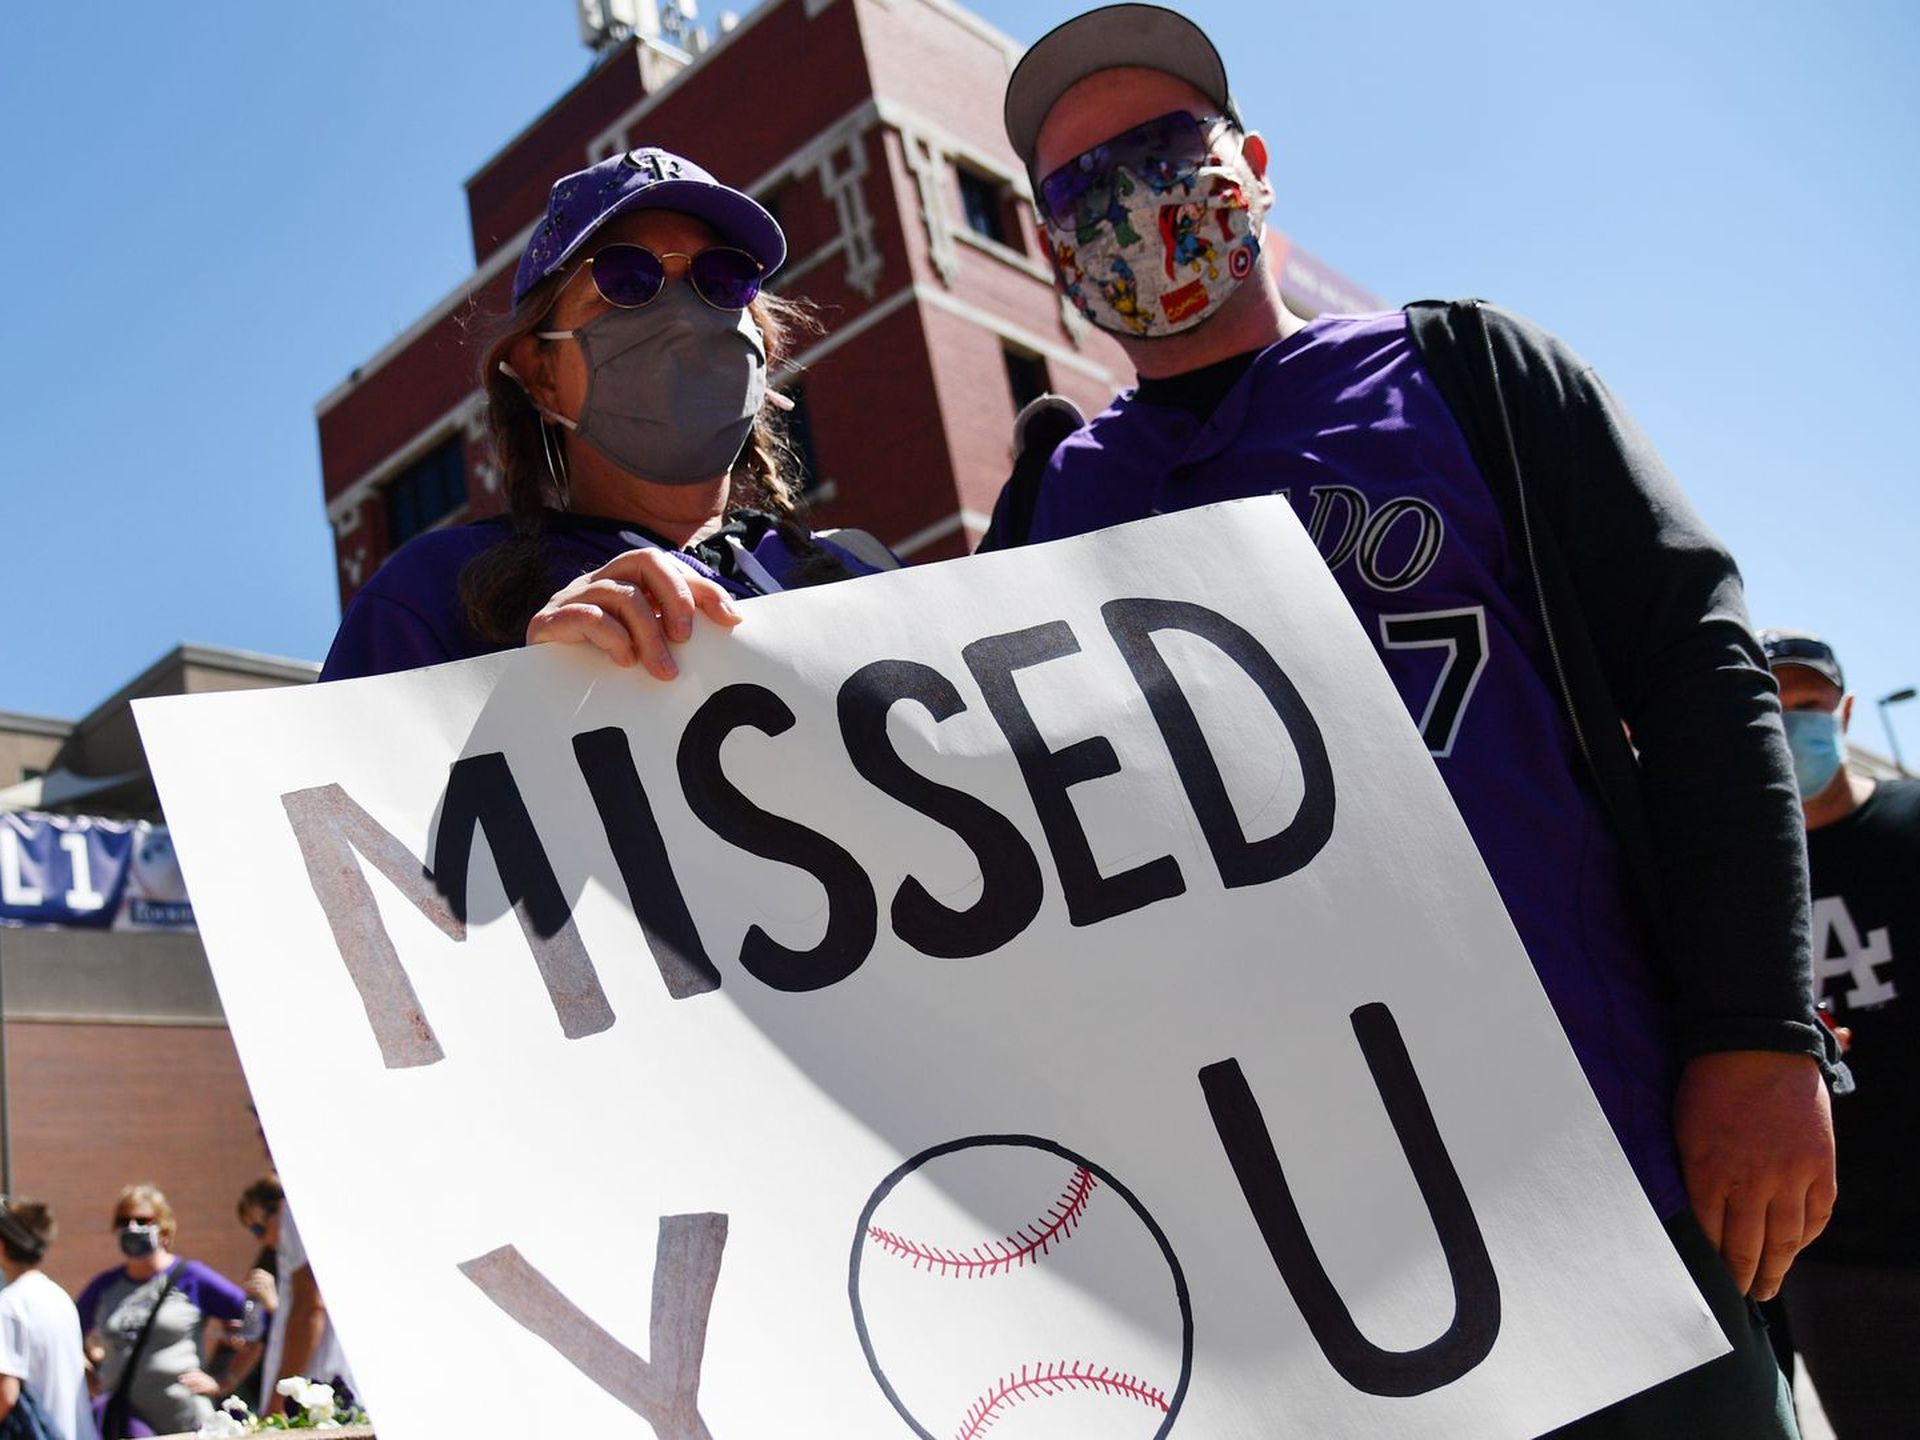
[1379,607,1490,759]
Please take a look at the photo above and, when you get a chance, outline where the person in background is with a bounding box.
[321,145,894,685]
[234,1179,283,1263]
[993,7,1843,1434]
[253,1196,353,1420]
[0,1196,98,1440]
[201,1179,285,1414]
[1762,629,1919,1436]
[77,1185,270,1439]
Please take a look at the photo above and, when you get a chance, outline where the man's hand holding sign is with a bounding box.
[1674,1048,1836,1302]
[137,498,1729,1438]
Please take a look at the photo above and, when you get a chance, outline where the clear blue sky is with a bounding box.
[3,0,1916,754]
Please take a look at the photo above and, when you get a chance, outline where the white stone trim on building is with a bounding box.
[898,125,960,286]
[914,284,1116,384]
[891,507,994,558]
[817,132,884,298]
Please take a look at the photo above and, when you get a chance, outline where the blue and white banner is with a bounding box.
[0,811,195,931]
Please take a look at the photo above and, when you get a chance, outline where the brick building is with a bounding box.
[2,646,316,1297]
[316,0,1377,600]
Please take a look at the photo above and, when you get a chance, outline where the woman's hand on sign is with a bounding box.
[527,547,742,679]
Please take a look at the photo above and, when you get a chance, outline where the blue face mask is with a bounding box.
[1782,709,1846,799]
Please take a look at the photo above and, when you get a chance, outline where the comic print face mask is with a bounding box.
[1037,110,1269,339]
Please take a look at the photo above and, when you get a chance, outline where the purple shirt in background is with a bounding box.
[1029,311,1687,1219]
[77,1260,249,1434]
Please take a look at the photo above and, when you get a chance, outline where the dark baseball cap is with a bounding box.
[1759,629,1846,691]
[1003,4,1239,170]
[512,147,786,308]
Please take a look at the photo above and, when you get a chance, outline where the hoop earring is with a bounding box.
[540,420,572,510]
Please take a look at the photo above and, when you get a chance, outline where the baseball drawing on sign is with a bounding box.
[850,1136,1192,1439]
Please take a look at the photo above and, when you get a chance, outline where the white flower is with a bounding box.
[221,1396,251,1416]
[195,1411,250,1439]
[275,1376,307,1398]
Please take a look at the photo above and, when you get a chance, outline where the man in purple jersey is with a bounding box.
[998,6,1841,1432]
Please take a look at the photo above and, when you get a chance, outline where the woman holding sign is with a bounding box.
[322,146,893,683]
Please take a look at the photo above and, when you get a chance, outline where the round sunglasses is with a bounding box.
[574,242,765,312]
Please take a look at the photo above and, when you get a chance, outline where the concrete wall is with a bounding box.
[55,650,317,787]
[0,715,69,790]
[2,928,222,1024]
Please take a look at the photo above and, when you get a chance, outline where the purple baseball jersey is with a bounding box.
[1029,310,1686,1219]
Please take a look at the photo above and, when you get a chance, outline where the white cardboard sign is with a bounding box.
[136,499,1724,1439]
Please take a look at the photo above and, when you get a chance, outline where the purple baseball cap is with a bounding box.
[512,147,786,307]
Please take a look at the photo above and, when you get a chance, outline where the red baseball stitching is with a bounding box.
[953,1361,1169,1440]
[867,1167,1097,1278]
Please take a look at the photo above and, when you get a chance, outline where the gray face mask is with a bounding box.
[537,283,768,486]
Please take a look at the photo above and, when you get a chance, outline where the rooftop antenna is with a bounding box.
[577,0,708,55]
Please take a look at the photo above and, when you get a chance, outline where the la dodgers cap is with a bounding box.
[512,146,786,307]
[1759,629,1846,691]
[1004,4,1239,169]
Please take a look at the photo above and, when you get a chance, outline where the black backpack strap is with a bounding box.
[101,1264,181,1440]
[1406,298,1675,951]
[977,394,1086,552]
[1405,300,1531,551]
[1409,297,1851,1085]
[814,527,901,572]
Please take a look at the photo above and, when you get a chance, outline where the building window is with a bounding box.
[385,434,468,547]
[957,167,1012,247]
[1003,346,1051,416]
[779,384,827,496]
